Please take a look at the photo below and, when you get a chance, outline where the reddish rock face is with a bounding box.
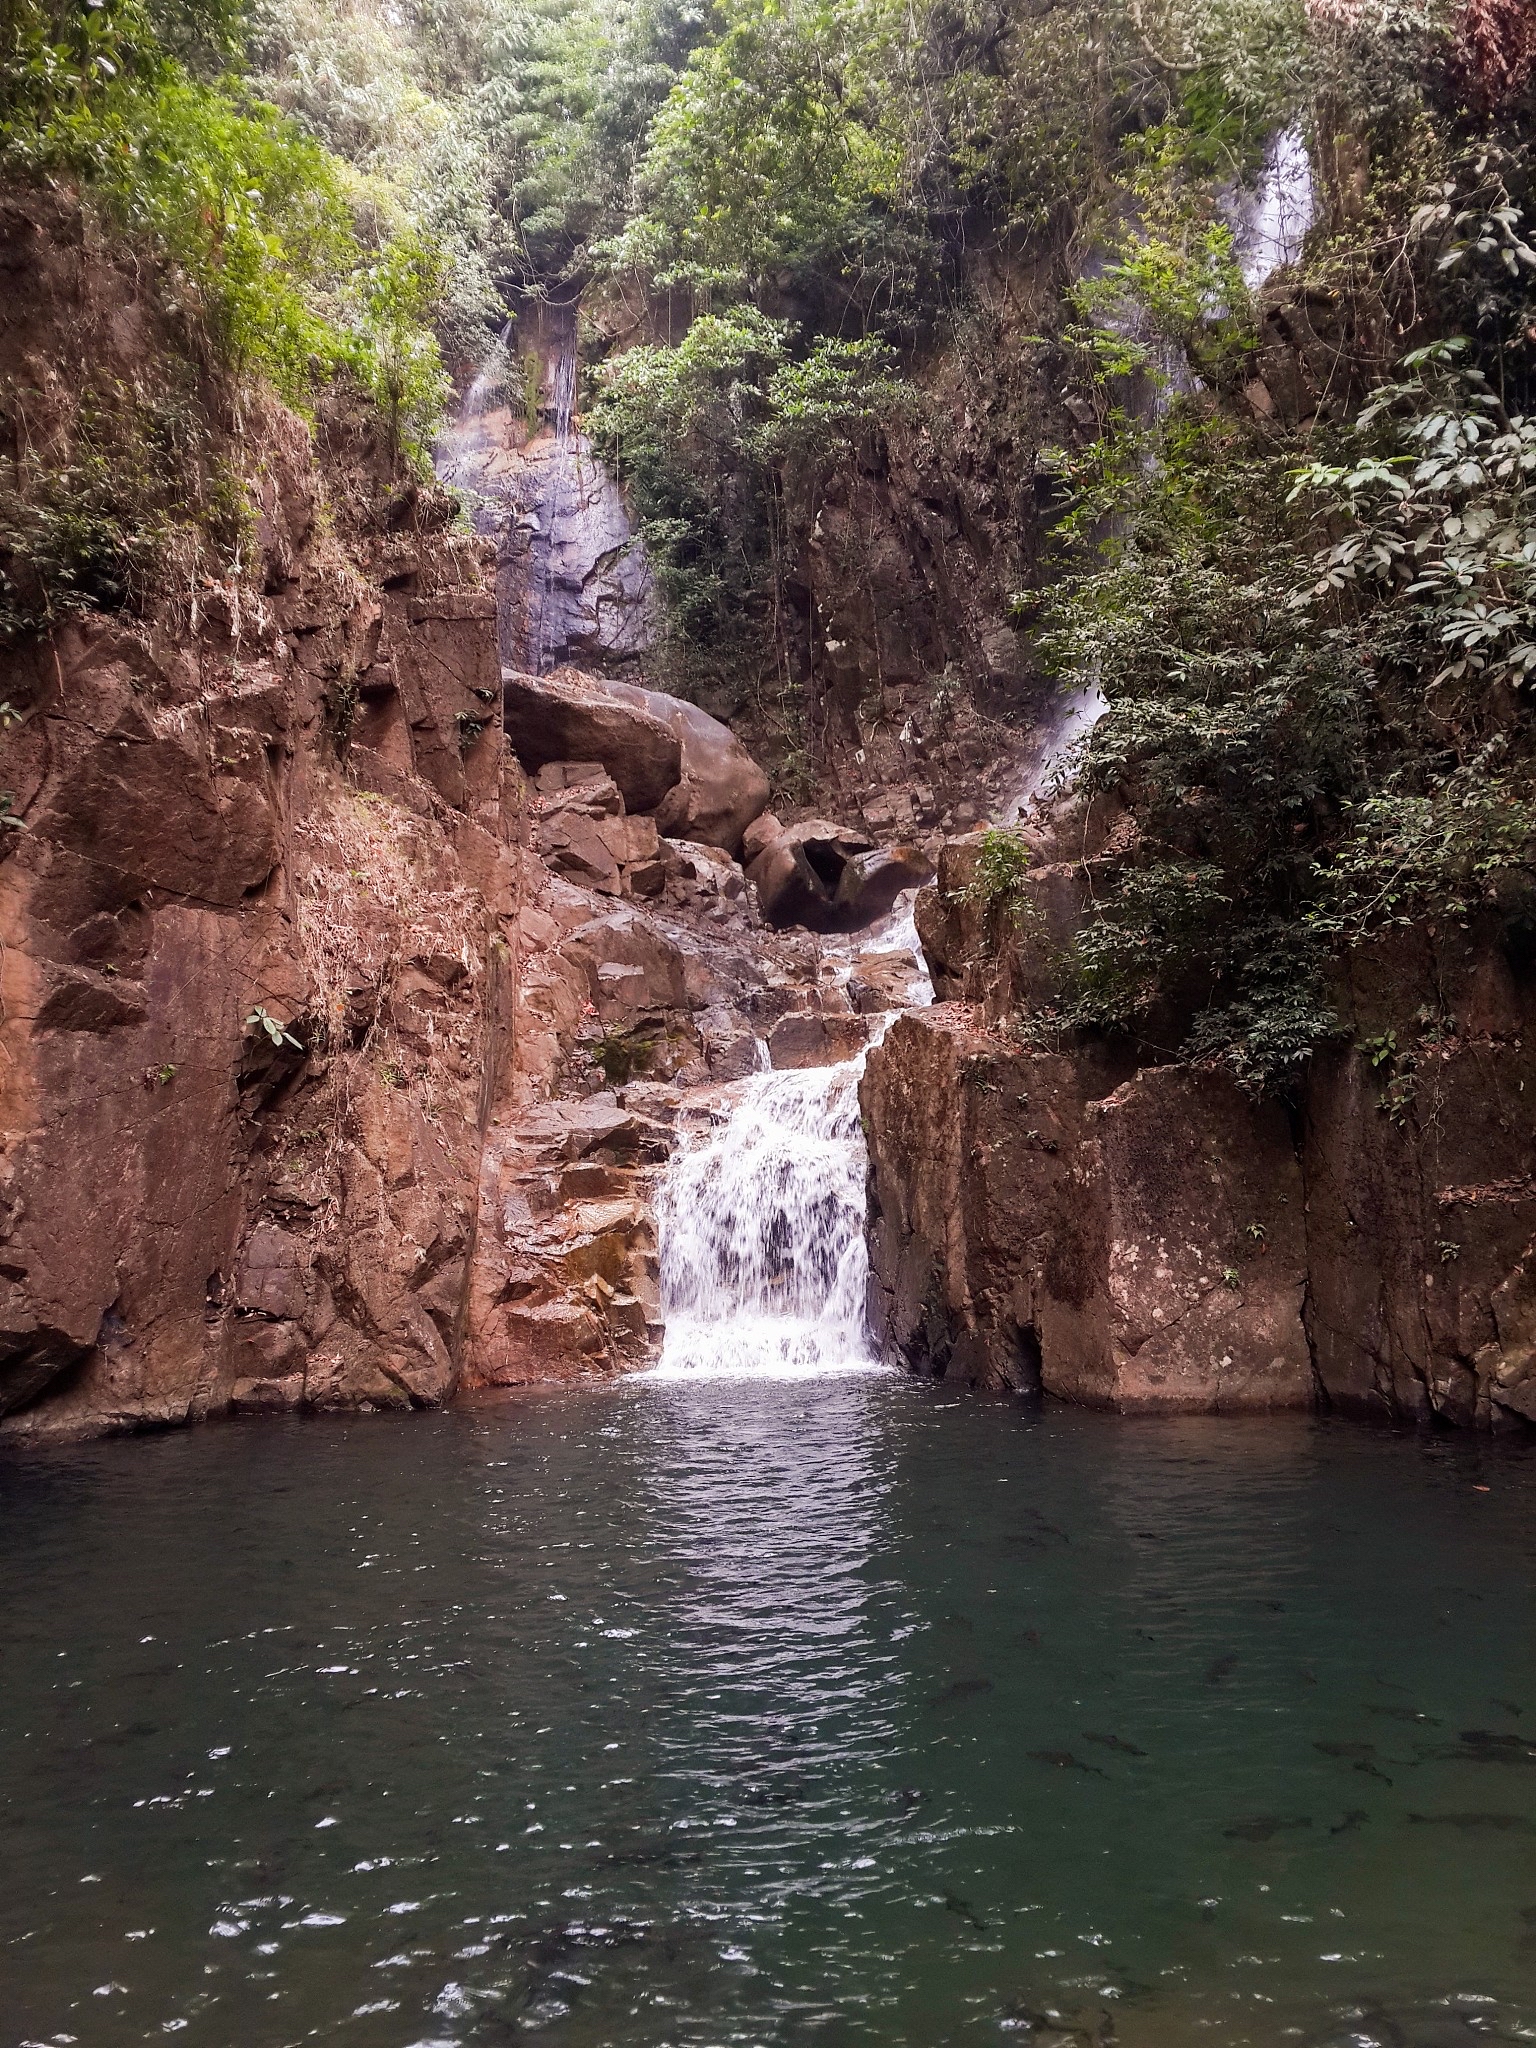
[0,499,503,1433]
[862,1013,1310,1407]
[863,871,1536,1427]
[0,194,850,1439]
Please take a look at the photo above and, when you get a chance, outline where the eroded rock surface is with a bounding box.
[864,825,1536,1426]
[863,1014,1311,1407]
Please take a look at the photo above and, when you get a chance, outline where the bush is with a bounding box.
[1,0,450,451]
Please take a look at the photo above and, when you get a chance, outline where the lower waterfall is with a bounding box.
[646,1054,885,1379]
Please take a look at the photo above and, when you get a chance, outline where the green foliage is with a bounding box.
[1289,338,1536,694]
[588,308,911,653]
[605,0,906,301]
[0,392,174,634]
[127,82,361,401]
[2,0,451,463]
[1071,126,1255,388]
[246,1004,304,1050]
[0,371,251,641]
[342,230,452,465]
[589,1027,657,1084]
[959,827,1033,919]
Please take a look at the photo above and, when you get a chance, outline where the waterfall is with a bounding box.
[523,307,577,673]
[433,318,513,533]
[646,1055,885,1380]
[1229,125,1316,288]
[1005,680,1108,821]
[645,889,938,1380]
[432,300,656,675]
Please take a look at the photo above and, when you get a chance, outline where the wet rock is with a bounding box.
[506,432,658,669]
[848,947,929,1014]
[560,911,689,1022]
[861,1009,1312,1406]
[697,1005,763,1081]
[768,1011,872,1069]
[514,1097,674,1166]
[746,819,873,930]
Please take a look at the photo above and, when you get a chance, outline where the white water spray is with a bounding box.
[646,891,939,1380]
[1230,126,1316,289]
[647,1053,886,1380]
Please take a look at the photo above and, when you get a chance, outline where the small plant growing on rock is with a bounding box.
[960,827,1032,921]
[590,1030,656,1086]
[322,676,359,751]
[1362,1031,1398,1070]
[245,1005,302,1051]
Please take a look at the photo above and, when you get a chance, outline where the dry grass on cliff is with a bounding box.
[294,789,482,1054]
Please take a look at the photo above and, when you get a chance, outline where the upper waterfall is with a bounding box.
[435,298,656,675]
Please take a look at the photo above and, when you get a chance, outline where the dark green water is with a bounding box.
[2,1381,1535,2048]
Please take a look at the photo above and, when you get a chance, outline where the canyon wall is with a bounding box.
[863,826,1536,1429]
[0,196,927,1438]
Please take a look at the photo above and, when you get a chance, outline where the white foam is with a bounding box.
[642,1058,889,1381]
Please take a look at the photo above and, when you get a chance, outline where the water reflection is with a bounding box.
[634,1380,902,1915]
[0,1397,1533,2048]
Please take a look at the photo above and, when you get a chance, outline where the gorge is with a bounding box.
[2,0,1536,2040]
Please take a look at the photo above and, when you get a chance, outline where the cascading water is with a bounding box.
[523,312,579,672]
[432,300,656,674]
[647,888,941,1379]
[433,317,514,530]
[647,894,937,1380]
[647,1056,884,1378]
[1005,680,1107,821]
[1230,124,1316,288]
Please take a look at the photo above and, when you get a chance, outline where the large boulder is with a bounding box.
[650,702,768,852]
[502,668,682,813]
[768,1011,872,1069]
[503,668,770,852]
[746,819,873,930]
[832,845,935,926]
[586,675,769,853]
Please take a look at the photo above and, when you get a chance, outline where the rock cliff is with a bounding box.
[862,825,1536,1429]
[0,196,928,1437]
